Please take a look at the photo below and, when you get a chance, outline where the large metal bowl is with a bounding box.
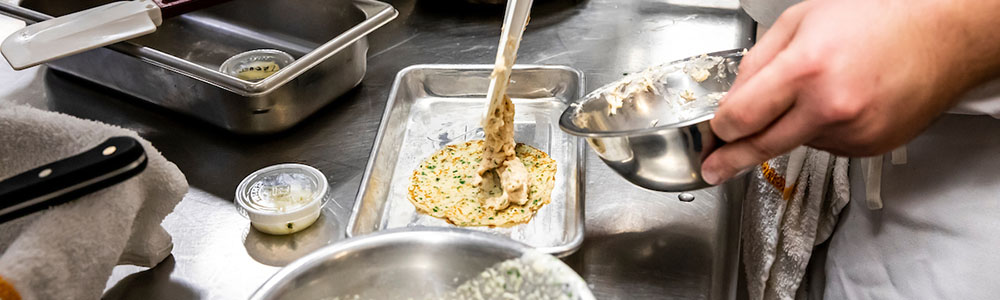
[250,228,594,299]
[560,49,743,192]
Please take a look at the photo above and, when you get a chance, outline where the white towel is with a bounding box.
[0,103,188,299]
[741,147,849,300]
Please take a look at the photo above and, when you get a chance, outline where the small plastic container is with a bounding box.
[236,163,330,235]
[219,49,295,82]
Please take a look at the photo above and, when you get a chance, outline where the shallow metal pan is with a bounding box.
[0,0,397,134]
[347,64,586,257]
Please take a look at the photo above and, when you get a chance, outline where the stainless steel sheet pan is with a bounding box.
[347,65,586,257]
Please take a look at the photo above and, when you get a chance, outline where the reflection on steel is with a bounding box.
[0,0,754,299]
[250,228,594,299]
[0,0,397,134]
[347,65,586,257]
[560,49,743,192]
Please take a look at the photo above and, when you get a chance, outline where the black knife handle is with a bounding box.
[0,136,148,223]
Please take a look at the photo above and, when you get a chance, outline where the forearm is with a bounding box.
[921,0,1000,99]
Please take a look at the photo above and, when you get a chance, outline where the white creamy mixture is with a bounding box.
[446,251,592,300]
[475,21,531,211]
[575,53,736,126]
[477,94,530,210]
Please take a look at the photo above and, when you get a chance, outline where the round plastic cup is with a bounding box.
[235,163,330,235]
[219,49,295,82]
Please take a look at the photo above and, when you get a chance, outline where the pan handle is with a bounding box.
[0,136,147,223]
[153,0,233,19]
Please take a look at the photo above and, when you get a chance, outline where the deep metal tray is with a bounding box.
[347,65,586,257]
[0,0,397,134]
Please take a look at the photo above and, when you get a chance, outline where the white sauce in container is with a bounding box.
[236,163,330,235]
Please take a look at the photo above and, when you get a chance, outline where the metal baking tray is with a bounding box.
[347,65,586,257]
[0,0,397,134]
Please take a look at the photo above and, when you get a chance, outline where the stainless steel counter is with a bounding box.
[0,0,754,298]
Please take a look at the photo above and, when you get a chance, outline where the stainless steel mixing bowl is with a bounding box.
[249,228,594,299]
[560,49,743,192]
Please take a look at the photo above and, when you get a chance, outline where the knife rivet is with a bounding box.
[103,146,117,156]
[38,168,52,178]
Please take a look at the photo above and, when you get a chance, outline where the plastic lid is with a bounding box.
[235,163,329,222]
[219,49,295,82]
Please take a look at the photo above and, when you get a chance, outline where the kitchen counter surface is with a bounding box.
[0,0,754,298]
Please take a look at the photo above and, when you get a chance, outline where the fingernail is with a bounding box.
[702,168,721,185]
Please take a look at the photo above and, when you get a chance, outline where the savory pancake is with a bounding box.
[408,140,556,227]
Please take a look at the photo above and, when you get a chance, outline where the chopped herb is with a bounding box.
[421,171,426,175]
[459,180,466,184]
[427,165,436,169]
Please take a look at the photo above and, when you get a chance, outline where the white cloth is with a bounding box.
[0,104,188,300]
[742,147,850,300]
[822,114,1000,299]
[951,77,1000,118]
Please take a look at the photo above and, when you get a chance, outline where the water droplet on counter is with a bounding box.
[678,193,695,202]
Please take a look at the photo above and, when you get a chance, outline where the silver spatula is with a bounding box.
[1,0,229,70]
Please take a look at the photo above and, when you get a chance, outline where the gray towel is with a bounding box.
[0,104,188,299]
[742,147,849,300]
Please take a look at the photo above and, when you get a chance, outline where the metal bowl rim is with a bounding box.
[557,48,745,138]
[558,108,715,138]
[249,227,536,299]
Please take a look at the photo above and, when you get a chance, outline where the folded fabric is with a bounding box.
[742,146,849,300]
[0,103,188,300]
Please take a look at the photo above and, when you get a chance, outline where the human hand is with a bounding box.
[701,0,1000,185]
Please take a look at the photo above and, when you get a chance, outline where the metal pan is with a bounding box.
[347,65,586,257]
[250,228,595,299]
[0,0,397,134]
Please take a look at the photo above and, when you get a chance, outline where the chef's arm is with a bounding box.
[701,0,1000,184]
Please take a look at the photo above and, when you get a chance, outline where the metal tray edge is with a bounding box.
[346,64,587,257]
[0,0,398,96]
[345,64,415,238]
